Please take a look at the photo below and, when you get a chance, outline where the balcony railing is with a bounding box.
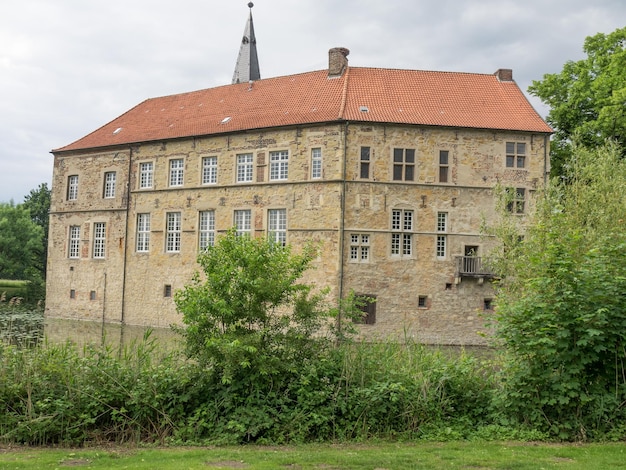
[455,256,496,279]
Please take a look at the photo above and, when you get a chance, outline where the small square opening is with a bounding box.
[164,284,172,298]
[418,295,428,308]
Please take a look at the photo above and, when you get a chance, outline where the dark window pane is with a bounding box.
[439,166,448,183]
[360,162,370,179]
[439,150,448,165]
[517,156,525,168]
[405,149,415,163]
[405,165,414,181]
[393,148,404,162]
[506,155,514,167]
[361,147,370,161]
[393,165,403,180]
[517,143,526,155]
[506,142,515,154]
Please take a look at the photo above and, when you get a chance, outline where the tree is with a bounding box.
[0,202,44,283]
[174,229,345,384]
[528,27,626,179]
[22,183,51,277]
[490,142,626,439]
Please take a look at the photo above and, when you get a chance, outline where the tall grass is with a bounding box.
[0,293,44,346]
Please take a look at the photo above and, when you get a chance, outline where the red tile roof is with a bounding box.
[54,66,552,153]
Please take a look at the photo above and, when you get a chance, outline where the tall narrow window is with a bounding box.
[139,162,153,189]
[268,209,287,245]
[270,150,289,180]
[506,142,526,168]
[103,171,116,198]
[93,222,106,259]
[393,148,415,181]
[350,234,370,262]
[67,175,78,201]
[69,225,80,258]
[439,150,449,183]
[234,210,251,236]
[236,154,254,182]
[199,210,215,250]
[311,148,322,179]
[360,147,370,179]
[391,209,413,257]
[436,212,448,259]
[166,212,181,252]
[136,213,151,252]
[169,159,184,186]
[202,156,218,185]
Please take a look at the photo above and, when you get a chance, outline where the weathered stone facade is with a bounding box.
[47,120,549,344]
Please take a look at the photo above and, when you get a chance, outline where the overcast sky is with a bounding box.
[1,0,624,203]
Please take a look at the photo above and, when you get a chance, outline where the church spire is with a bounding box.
[232,2,261,84]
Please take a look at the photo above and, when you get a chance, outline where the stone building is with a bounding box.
[46,18,551,344]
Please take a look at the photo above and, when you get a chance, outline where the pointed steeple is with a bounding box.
[232,2,261,84]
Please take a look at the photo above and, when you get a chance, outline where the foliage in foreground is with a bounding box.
[0,335,510,446]
[489,143,626,440]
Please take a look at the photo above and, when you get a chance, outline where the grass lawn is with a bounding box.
[1,442,625,469]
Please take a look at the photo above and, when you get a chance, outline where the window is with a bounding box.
[70,289,76,299]
[484,298,494,311]
[164,285,172,298]
[136,213,150,252]
[350,234,370,262]
[166,212,181,252]
[354,294,376,325]
[103,171,116,198]
[90,290,97,301]
[506,142,526,168]
[436,212,448,259]
[199,210,215,250]
[268,209,287,246]
[68,225,80,258]
[360,147,370,179]
[311,148,322,179]
[391,209,413,257]
[393,148,415,181]
[506,187,526,214]
[67,175,78,200]
[270,150,289,180]
[202,156,218,185]
[139,162,154,189]
[92,222,106,258]
[418,295,428,308]
[169,159,184,186]
[237,154,254,182]
[439,150,449,183]
[234,210,251,236]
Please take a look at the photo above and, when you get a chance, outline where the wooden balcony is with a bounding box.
[455,256,497,283]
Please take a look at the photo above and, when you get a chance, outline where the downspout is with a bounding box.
[543,134,549,186]
[337,121,349,338]
[120,146,133,324]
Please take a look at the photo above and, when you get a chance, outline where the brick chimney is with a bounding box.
[495,69,513,82]
[328,47,350,77]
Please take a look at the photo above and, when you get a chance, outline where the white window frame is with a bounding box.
[236,154,254,183]
[199,210,215,250]
[436,212,448,259]
[69,225,80,258]
[270,150,289,181]
[136,213,151,252]
[350,234,370,262]
[139,162,154,189]
[92,222,106,259]
[169,159,184,187]
[67,175,78,201]
[103,171,116,198]
[202,156,218,185]
[391,209,413,257]
[268,209,287,246]
[311,148,322,179]
[166,212,181,253]
[234,209,251,236]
